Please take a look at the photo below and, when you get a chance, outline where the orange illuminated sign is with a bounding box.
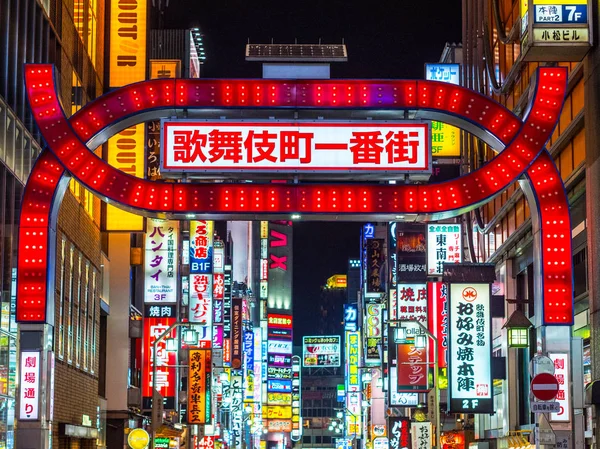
[188,349,211,424]
[109,0,147,87]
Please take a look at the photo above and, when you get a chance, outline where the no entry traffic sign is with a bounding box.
[531,373,559,401]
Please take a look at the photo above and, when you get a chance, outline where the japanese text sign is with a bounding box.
[231,298,243,369]
[366,239,386,294]
[424,64,461,157]
[389,417,411,449]
[396,343,429,392]
[365,304,383,366]
[188,349,211,424]
[397,283,428,324]
[396,224,427,281]
[189,274,213,329]
[389,367,420,406]
[190,220,213,274]
[142,316,177,407]
[302,336,341,367]
[410,422,432,449]
[427,224,462,275]
[344,304,358,331]
[549,352,571,422]
[162,121,431,174]
[424,64,460,85]
[448,283,493,413]
[427,282,449,369]
[144,219,178,303]
[345,332,361,390]
[19,351,40,420]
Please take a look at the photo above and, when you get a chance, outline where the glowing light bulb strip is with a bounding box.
[16,65,571,325]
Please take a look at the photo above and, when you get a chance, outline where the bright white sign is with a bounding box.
[424,63,460,85]
[549,352,570,422]
[448,283,492,413]
[427,224,462,275]
[389,367,420,406]
[302,336,341,367]
[19,351,40,420]
[268,340,293,354]
[144,219,178,303]
[189,273,213,347]
[162,121,431,173]
[396,283,428,323]
[411,422,432,449]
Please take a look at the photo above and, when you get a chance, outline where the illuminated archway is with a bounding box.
[18,65,572,325]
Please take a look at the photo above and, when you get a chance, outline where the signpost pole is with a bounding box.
[151,322,180,449]
[388,320,440,449]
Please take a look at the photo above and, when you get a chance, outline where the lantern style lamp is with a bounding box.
[183,328,199,345]
[165,338,178,352]
[393,327,407,343]
[414,334,427,349]
[503,309,533,348]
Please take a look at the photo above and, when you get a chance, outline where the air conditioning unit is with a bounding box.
[129,320,142,338]
[127,387,141,407]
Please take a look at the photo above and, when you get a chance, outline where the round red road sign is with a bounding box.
[531,372,559,401]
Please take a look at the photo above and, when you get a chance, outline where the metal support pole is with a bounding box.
[151,322,180,449]
[389,320,440,449]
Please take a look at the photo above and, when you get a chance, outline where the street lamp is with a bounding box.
[502,309,533,348]
[389,320,441,449]
[151,322,198,449]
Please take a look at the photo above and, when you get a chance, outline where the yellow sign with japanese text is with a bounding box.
[431,122,460,157]
[105,124,145,231]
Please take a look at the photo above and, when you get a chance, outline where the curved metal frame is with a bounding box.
[17,64,573,327]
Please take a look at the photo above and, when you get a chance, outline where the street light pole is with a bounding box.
[389,320,440,449]
[150,321,190,449]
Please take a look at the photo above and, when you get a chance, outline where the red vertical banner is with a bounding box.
[142,311,177,409]
[188,349,212,424]
[231,298,243,369]
[427,282,448,368]
[396,343,429,392]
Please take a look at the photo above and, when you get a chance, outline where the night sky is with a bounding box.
[164,0,462,338]
[163,0,462,79]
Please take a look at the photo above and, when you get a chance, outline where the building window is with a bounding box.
[67,245,75,364]
[57,238,66,360]
[75,252,82,368]
[91,268,98,374]
[573,247,588,298]
[302,436,311,444]
[82,261,89,371]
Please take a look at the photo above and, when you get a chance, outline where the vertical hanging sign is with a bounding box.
[19,351,41,420]
[189,221,214,346]
[428,282,449,368]
[389,417,411,449]
[366,238,386,295]
[231,298,243,369]
[396,224,427,281]
[396,343,429,392]
[549,352,571,422]
[188,349,212,424]
[144,219,179,303]
[427,224,462,276]
[365,304,382,366]
[448,283,492,413]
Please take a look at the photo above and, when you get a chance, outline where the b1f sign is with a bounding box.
[162,121,431,175]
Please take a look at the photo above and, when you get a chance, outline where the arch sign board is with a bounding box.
[17,65,573,328]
